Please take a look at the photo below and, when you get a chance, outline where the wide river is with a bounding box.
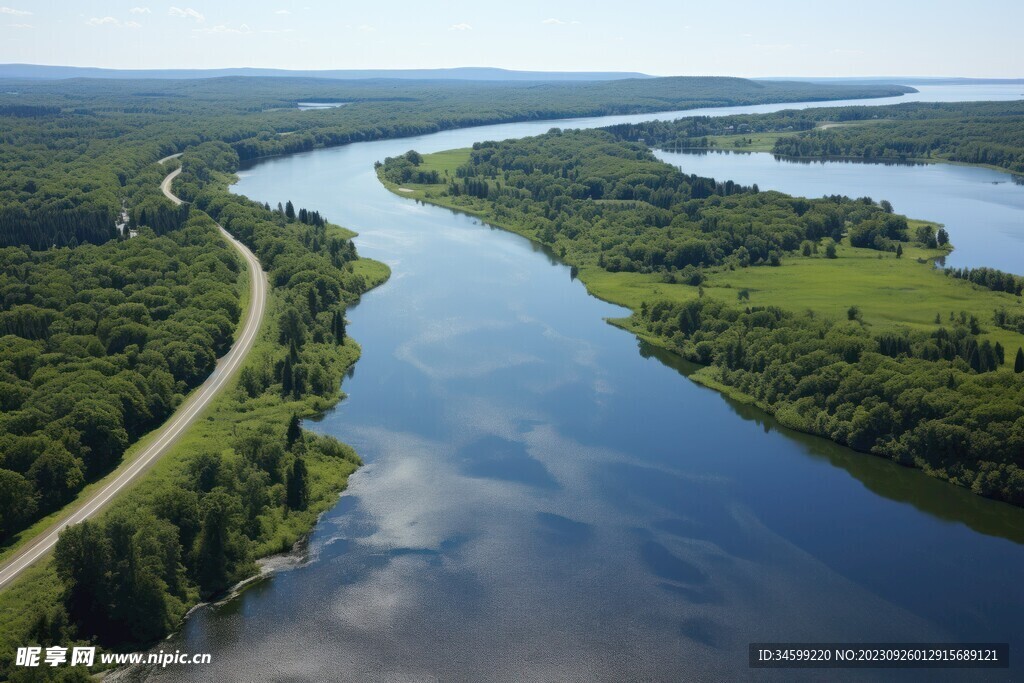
[146,85,1024,681]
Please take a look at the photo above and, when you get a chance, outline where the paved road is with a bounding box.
[160,166,183,201]
[0,158,267,590]
[156,152,183,166]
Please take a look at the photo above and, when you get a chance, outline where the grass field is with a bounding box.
[668,131,791,153]
[658,121,888,154]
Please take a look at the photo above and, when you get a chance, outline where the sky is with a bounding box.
[1,1,1022,77]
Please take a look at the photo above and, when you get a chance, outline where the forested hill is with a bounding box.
[606,100,1024,173]
[378,130,1024,506]
[0,64,656,81]
[0,76,911,250]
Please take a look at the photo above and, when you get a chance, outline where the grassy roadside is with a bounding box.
[0,241,254,569]
[379,148,1024,369]
[0,259,389,671]
[0,184,390,675]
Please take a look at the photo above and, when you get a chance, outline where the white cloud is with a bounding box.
[168,6,204,22]
[6,21,30,27]
[274,8,290,14]
[85,16,142,28]
[129,6,150,13]
[542,18,565,25]
[448,22,472,31]
[194,23,251,34]
[357,24,374,32]
[0,6,30,16]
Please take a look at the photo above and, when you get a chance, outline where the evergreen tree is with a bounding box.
[54,521,113,639]
[968,343,982,372]
[281,354,294,396]
[286,413,302,449]
[194,491,247,597]
[104,513,175,645]
[1015,347,1024,373]
[332,311,347,344]
[285,200,296,220]
[307,287,318,315]
[286,457,309,511]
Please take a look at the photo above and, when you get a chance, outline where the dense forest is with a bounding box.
[379,128,1024,505]
[606,100,1024,173]
[0,218,243,539]
[0,76,910,251]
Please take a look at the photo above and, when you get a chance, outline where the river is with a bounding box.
[141,85,1024,681]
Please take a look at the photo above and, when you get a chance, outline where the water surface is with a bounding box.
[656,151,1024,273]
[142,85,1024,681]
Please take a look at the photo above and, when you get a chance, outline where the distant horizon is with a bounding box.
[1,63,1022,83]
[1,1,1021,78]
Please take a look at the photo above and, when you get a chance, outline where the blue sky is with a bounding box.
[1,1,1021,77]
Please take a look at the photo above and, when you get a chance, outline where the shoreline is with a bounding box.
[656,146,1024,180]
[375,162,1024,509]
[0,164,391,673]
[231,89,917,170]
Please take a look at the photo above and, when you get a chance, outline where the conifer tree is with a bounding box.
[286,457,309,511]
[286,413,302,449]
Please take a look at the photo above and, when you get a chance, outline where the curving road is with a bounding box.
[0,157,267,590]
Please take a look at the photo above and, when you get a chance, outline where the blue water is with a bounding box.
[656,152,1024,274]
[143,85,1024,682]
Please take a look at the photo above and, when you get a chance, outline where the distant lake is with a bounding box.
[297,101,347,110]
[139,85,1024,682]
[656,150,1024,274]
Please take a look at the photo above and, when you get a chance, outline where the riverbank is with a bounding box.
[607,99,1024,178]
[378,142,1024,504]
[680,134,1024,179]
[379,147,1024,352]
[139,91,1024,678]
[0,162,390,677]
